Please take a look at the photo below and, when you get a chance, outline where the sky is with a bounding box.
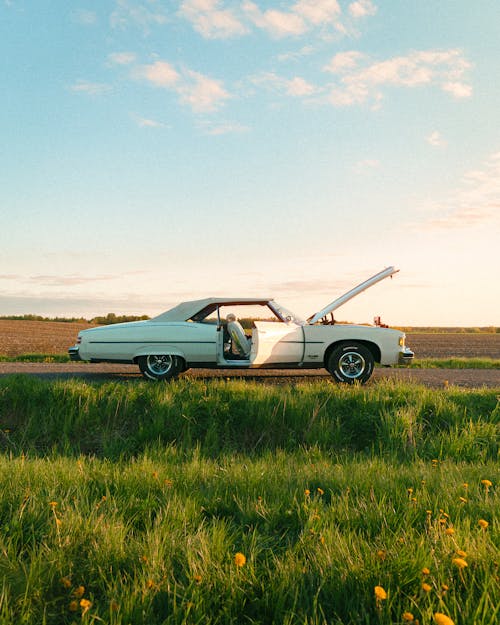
[1,0,499,326]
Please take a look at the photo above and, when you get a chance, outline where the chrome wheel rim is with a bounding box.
[339,351,365,379]
[147,354,174,375]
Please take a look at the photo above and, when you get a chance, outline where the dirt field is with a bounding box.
[1,320,499,359]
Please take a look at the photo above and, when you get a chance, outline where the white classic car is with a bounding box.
[69,267,413,383]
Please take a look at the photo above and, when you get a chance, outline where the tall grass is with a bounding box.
[0,376,498,624]
[0,376,498,461]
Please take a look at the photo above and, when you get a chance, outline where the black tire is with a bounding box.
[137,355,182,381]
[327,343,374,384]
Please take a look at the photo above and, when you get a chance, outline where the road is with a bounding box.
[0,362,499,388]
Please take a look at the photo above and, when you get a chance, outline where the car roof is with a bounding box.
[151,298,274,322]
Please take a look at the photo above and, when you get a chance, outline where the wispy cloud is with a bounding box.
[250,72,316,98]
[197,120,250,135]
[179,0,247,39]
[70,80,113,96]
[110,0,168,33]
[137,60,230,112]
[108,51,137,66]
[72,9,98,25]
[324,48,472,107]
[417,151,500,230]
[133,115,167,128]
[348,0,377,19]
[426,131,447,147]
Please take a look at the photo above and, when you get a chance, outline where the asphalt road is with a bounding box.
[0,362,499,388]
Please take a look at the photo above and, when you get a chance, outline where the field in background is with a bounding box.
[1,319,500,359]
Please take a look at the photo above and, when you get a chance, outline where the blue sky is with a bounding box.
[1,1,499,325]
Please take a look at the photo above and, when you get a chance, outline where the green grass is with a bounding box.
[0,377,498,624]
[1,354,500,369]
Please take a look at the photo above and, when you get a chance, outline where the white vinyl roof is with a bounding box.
[151,298,273,322]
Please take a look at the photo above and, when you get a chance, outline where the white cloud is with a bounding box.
[441,81,472,98]
[140,60,180,87]
[324,48,472,107]
[250,72,316,98]
[198,120,250,135]
[178,70,231,112]
[134,116,166,128]
[348,0,377,18]
[324,50,365,73]
[426,131,447,147]
[70,81,112,96]
[108,51,137,66]
[110,0,168,32]
[418,151,500,230]
[242,0,345,38]
[179,0,247,39]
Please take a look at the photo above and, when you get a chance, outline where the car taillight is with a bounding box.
[77,337,82,344]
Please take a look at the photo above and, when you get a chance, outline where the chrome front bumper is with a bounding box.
[68,347,82,362]
[398,347,414,365]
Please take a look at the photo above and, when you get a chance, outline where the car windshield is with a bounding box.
[269,301,304,325]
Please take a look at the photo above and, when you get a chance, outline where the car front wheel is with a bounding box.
[327,343,374,384]
[138,355,182,381]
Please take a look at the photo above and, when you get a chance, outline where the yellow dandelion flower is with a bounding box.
[152,471,159,479]
[441,584,449,592]
[402,613,415,622]
[422,567,430,575]
[452,558,467,569]
[374,586,387,600]
[60,577,71,589]
[80,598,92,614]
[376,550,387,561]
[462,482,468,489]
[445,528,455,536]
[459,496,467,503]
[481,479,492,488]
[455,550,466,557]
[234,552,246,567]
[317,487,324,495]
[146,579,155,589]
[434,613,455,625]
[49,501,58,509]
[439,518,447,525]
[478,519,489,529]
[69,600,78,612]
[72,586,85,598]
[304,489,310,496]
[194,574,202,584]
[422,582,432,593]
[407,488,413,494]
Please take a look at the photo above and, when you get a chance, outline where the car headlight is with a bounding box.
[398,336,405,347]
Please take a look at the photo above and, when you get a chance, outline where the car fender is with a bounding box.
[132,344,187,363]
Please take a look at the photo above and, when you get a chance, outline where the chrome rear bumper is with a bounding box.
[68,347,82,362]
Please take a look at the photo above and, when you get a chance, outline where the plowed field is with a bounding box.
[1,320,499,358]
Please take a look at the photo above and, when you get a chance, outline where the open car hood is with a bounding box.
[307,266,399,325]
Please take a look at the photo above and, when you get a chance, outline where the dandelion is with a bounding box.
[304,489,310,497]
[402,613,415,622]
[317,487,324,496]
[456,550,466,557]
[80,598,92,615]
[422,582,432,593]
[422,567,430,575]
[434,613,455,625]
[481,479,492,488]
[234,552,246,567]
[152,471,159,479]
[194,574,202,584]
[376,550,387,561]
[445,528,455,536]
[462,482,468,489]
[374,586,387,600]
[441,583,449,593]
[452,558,467,569]
[60,577,71,589]
[69,600,78,612]
[407,488,413,495]
[443,380,449,388]
[49,501,57,509]
[459,496,467,503]
[478,519,489,529]
[72,586,85,598]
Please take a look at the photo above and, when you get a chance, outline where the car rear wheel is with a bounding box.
[138,355,182,381]
[327,343,374,384]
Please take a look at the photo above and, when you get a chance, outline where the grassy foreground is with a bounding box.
[0,377,498,625]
